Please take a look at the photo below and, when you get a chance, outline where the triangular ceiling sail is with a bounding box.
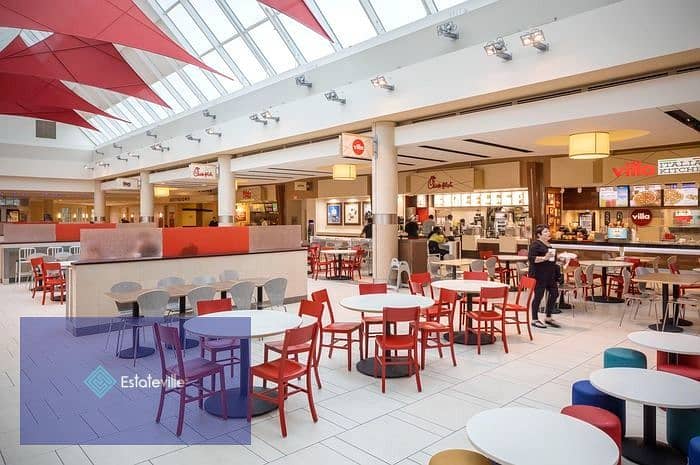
[0,72,128,121]
[0,35,169,107]
[0,101,96,129]
[258,0,332,41]
[0,0,222,75]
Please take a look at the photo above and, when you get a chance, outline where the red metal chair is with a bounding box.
[669,260,700,295]
[657,351,700,381]
[341,248,366,280]
[493,276,536,341]
[263,299,323,389]
[410,272,434,298]
[311,247,335,279]
[250,322,319,437]
[479,250,494,260]
[467,286,509,354]
[196,298,240,382]
[608,259,640,298]
[415,288,458,369]
[374,306,421,393]
[459,271,489,331]
[29,256,44,298]
[311,289,363,371]
[359,283,392,356]
[153,322,227,436]
[40,261,65,305]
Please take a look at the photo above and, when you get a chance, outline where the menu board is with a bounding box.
[416,195,427,208]
[664,183,699,207]
[630,185,662,207]
[599,186,629,208]
[501,191,512,205]
[452,193,462,207]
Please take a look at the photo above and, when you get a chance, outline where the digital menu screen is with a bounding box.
[630,185,662,207]
[599,186,629,208]
[663,183,699,207]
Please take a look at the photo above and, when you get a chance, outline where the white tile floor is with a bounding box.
[1,277,698,465]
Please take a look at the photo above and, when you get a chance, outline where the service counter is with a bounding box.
[462,236,529,258]
[550,240,700,270]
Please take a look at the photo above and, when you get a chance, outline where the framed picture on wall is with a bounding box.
[362,202,372,220]
[344,202,361,225]
[327,203,342,225]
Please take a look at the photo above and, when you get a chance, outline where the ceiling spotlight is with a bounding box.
[520,28,549,51]
[146,130,158,139]
[250,113,267,125]
[484,37,512,60]
[151,143,169,152]
[205,127,222,137]
[371,75,395,91]
[185,134,201,142]
[94,150,104,156]
[324,90,346,104]
[97,161,110,167]
[202,110,216,121]
[116,154,128,161]
[128,152,140,159]
[112,143,123,150]
[260,110,279,122]
[437,21,459,40]
[295,75,312,88]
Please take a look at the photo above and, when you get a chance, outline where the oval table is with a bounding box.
[628,330,700,356]
[466,407,619,465]
[431,280,508,346]
[340,293,434,378]
[633,272,700,332]
[590,367,700,465]
[322,249,357,280]
[184,310,302,418]
[579,260,633,303]
[440,258,477,280]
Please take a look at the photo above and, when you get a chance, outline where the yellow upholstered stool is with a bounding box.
[429,449,492,465]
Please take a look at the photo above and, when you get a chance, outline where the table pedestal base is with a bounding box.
[622,437,687,465]
[204,387,277,418]
[118,346,155,359]
[590,296,625,304]
[648,323,683,333]
[449,331,495,346]
[327,276,352,281]
[356,357,410,378]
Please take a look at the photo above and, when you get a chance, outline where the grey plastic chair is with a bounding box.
[229,281,255,310]
[157,276,186,314]
[263,278,288,310]
[119,289,170,366]
[188,286,216,314]
[484,257,498,281]
[54,251,71,261]
[427,255,442,280]
[219,270,240,281]
[105,281,142,351]
[192,275,217,285]
[470,259,485,272]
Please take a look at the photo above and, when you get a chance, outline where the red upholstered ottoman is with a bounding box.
[561,405,621,465]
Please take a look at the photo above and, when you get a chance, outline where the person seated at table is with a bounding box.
[428,227,449,259]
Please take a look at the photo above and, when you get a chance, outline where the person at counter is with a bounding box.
[404,216,419,238]
[428,226,449,259]
[422,214,436,236]
[361,217,373,239]
[528,224,561,329]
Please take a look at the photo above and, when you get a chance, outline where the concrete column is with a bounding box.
[217,154,234,226]
[371,121,398,280]
[525,161,545,238]
[93,180,106,222]
[139,171,154,223]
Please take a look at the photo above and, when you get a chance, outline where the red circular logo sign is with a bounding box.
[352,139,365,155]
[631,209,652,226]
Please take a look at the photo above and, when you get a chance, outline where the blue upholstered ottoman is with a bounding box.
[689,435,700,465]
[572,379,626,432]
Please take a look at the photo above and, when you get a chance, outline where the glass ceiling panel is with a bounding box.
[223,37,268,83]
[183,65,222,100]
[156,0,178,10]
[202,50,243,92]
[314,0,377,47]
[370,0,426,31]
[248,22,298,73]
[151,81,185,114]
[223,0,266,28]
[168,4,213,55]
[127,99,156,124]
[278,15,334,62]
[166,72,201,107]
[114,102,144,128]
[434,0,468,9]
[141,100,170,120]
[190,0,237,42]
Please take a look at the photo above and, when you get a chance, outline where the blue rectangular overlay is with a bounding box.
[20,317,252,445]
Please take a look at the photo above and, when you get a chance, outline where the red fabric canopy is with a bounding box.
[0,0,220,74]
[258,0,332,41]
[0,35,168,107]
[0,72,127,121]
[0,102,96,129]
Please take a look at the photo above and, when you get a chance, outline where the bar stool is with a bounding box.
[15,247,36,284]
[428,449,491,465]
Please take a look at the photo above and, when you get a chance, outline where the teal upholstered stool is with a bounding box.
[667,409,700,455]
[603,348,647,369]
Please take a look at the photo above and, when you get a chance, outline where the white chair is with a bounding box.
[188,286,216,314]
[263,278,288,310]
[118,290,170,366]
[192,275,217,286]
[156,276,186,315]
[69,245,80,255]
[387,258,411,290]
[427,255,442,280]
[46,246,63,257]
[15,247,36,284]
[219,270,240,281]
[105,281,142,353]
[229,281,255,310]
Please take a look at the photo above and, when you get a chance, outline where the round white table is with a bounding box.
[693,268,700,273]
[628,330,700,356]
[579,260,633,303]
[184,310,302,418]
[432,280,508,346]
[322,249,357,280]
[340,293,434,378]
[466,407,619,465]
[590,367,700,465]
[439,258,477,280]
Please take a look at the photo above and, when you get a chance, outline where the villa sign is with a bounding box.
[340,133,373,160]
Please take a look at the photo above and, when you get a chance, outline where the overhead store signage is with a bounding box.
[340,133,373,160]
[410,168,475,194]
[631,209,653,226]
[294,181,309,191]
[657,157,700,175]
[113,178,139,190]
[612,161,656,177]
[189,163,218,180]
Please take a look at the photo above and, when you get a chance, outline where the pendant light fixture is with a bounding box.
[332,164,357,181]
[568,132,610,160]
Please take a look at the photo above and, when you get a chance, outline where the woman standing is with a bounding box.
[528,224,560,328]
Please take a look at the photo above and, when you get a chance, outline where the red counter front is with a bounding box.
[162,227,249,257]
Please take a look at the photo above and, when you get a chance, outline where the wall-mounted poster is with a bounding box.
[362,202,372,220]
[344,202,361,225]
[327,203,342,225]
